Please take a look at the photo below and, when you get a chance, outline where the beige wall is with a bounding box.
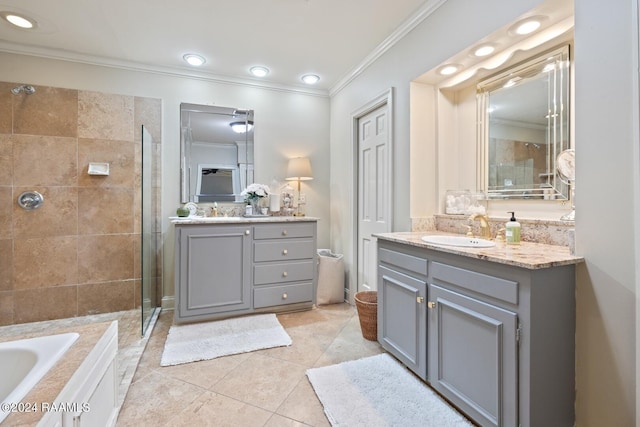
[0,81,161,324]
[574,0,637,424]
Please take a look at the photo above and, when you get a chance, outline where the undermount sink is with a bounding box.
[421,235,496,248]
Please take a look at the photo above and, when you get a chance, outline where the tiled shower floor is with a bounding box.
[116,304,384,426]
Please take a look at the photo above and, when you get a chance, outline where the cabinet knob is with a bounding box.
[245,230,250,235]
[282,293,288,299]
[282,229,288,236]
[416,296,424,304]
[283,271,288,277]
[427,301,437,309]
[283,249,288,255]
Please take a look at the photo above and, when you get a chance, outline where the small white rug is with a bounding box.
[160,313,292,366]
[307,353,473,427]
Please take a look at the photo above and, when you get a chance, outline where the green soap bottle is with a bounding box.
[505,211,521,245]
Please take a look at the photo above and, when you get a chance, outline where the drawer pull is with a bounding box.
[283,271,288,277]
[282,229,288,236]
[283,249,288,255]
[417,296,424,304]
[282,293,288,299]
[245,229,250,235]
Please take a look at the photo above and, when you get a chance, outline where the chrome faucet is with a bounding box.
[468,213,492,239]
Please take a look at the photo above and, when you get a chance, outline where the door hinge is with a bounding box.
[516,324,522,344]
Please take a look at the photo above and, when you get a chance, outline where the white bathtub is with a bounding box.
[0,332,79,423]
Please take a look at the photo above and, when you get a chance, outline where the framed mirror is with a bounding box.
[180,103,254,203]
[477,45,570,200]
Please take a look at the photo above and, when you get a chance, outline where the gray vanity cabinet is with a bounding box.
[377,239,576,427]
[377,245,428,380]
[176,224,252,322]
[174,220,318,323]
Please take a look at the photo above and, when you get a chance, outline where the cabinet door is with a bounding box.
[378,265,427,380]
[178,226,251,319]
[428,284,517,427]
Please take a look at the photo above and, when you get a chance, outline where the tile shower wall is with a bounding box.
[0,82,162,325]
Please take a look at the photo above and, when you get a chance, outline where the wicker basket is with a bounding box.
[354,291,378,341]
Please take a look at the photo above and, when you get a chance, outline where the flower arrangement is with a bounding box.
[241,183,270,203]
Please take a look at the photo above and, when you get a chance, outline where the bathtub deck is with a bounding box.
[0,309,153,426]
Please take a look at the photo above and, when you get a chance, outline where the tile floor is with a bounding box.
[116,304,384,426]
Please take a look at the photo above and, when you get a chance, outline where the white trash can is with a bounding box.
[317,249,345,305]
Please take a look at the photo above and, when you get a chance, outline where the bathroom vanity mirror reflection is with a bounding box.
[477,45,570,200]
[180,103,254,203]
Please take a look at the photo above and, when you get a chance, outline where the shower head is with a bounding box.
[11,85,35,95]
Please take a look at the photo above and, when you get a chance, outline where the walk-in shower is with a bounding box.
[11,84,36,95]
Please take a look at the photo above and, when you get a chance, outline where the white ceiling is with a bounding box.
[0,0,430,93]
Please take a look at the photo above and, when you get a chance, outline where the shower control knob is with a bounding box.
[18,191,44,210]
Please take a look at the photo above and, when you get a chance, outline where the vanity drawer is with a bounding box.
[254,282,314,308]
[254,260,315,285]
[431,262,518,305]
[254,240,315,262]
[379,248,428,277]
[253,223,315,240]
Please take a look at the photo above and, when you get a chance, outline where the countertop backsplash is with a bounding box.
[412,214,575,247]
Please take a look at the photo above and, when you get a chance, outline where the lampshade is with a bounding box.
[286,157,313,181]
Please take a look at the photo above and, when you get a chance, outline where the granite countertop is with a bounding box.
[170,216,319,224]
[374,231,584,270]
[0,321,114,426]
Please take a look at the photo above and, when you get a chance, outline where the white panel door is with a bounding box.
[358,105,389,292]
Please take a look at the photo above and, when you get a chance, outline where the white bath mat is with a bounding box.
[306,353,473,427]
[160,313,291,366]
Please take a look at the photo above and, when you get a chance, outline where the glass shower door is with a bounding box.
[141,125,158,336]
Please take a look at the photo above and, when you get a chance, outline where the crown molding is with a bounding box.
[0,41,330,98]
[329,0,448,96]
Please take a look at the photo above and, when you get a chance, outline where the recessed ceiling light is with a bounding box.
[473,45,495,57]
[438,64,461,76]
[1,12,37,29]
[301,74,320,84]
[511,18,542,36]
[250,66,269,77]
[183,53,206,66]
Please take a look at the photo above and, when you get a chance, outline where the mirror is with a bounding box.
[180,103,254,203]
[477,45,570,199]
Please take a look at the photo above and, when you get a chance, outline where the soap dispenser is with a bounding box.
[505,212,521,245]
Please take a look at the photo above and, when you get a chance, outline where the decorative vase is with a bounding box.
[250,198,261,215]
